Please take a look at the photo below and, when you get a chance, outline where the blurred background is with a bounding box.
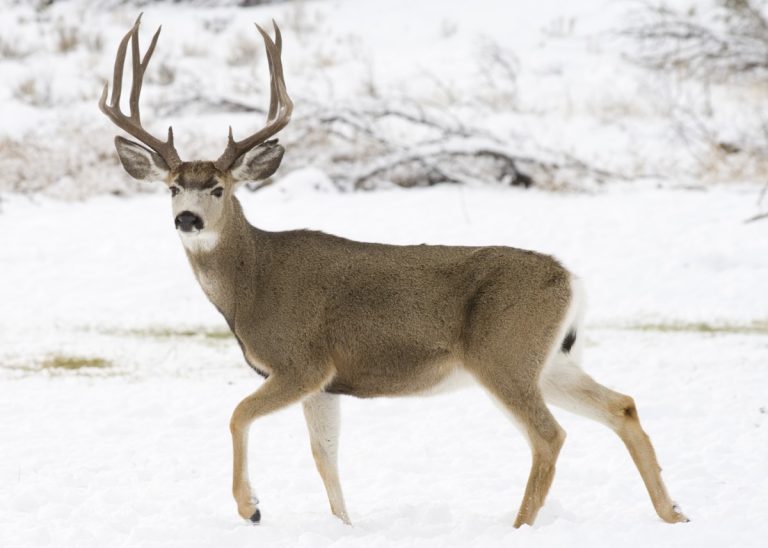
[1,0,768,202]
[1,1,766,547]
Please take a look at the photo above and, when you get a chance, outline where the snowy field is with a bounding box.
[2,0,768,546]
[1,182,767,547]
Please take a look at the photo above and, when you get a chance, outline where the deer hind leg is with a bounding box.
[511,396,566,528]
[540,355,688,523]
[230,369,331,523]
[470,365,566,528]
[302,392,351,524]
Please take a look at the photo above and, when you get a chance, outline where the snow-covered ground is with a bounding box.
[2,0,768,546]
[1,182,767,547]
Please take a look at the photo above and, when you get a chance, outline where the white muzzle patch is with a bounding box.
[179,229,220,253]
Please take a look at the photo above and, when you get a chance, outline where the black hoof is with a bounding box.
[250,509,261,524]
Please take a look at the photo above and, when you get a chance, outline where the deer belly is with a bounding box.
[324,359,472,398]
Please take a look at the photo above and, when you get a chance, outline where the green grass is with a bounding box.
[614,320,768,335]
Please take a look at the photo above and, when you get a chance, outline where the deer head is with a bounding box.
[99,15,292,246]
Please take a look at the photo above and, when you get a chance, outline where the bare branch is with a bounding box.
[744,211,768,223]
[621,0,768,81]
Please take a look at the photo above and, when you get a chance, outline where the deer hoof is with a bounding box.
[671,504,689,523]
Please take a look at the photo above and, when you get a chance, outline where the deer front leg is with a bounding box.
[303,392,351,524]
[230,370,331,523]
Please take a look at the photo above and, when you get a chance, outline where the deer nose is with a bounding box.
[175,211,204,232]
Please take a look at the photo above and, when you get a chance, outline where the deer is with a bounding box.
[99,15,688,529]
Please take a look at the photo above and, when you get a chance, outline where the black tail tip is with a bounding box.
[561,329,577,354]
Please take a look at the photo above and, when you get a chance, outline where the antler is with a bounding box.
[99,14,182,170]
[214,21,294,172]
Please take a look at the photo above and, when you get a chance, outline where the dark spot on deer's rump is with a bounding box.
[560,329,577,354]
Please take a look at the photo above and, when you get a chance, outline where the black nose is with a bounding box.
[175,211,204,232]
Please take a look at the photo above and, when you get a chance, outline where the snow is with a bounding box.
[2,0,768,546]
[1,181,767,547]
[3,0,768,196]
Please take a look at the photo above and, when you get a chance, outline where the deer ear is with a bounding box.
[231,139,285,183]
[114,136,170,181]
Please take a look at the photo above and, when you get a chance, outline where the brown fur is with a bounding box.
[186,195,572,402]
[174,161,220,190]
[168,160,576,523]
[110,156,689,527]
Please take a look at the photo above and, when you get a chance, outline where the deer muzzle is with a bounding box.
[175,211,204,232]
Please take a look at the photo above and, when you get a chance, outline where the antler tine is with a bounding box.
[266,20,282,121]
[263,22,292,121]
[129,23,162,124]
[108,15,140,110]
[129,19,142,120]
[99,14,181,169]
[214,22,293,171]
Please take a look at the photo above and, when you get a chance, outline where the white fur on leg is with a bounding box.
[302,392,351,524]
[539,355,614,425]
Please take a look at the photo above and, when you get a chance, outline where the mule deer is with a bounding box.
[99,16,688,528]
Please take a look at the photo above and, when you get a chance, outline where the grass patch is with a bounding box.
[616,320,768,335]
[0,355,118,377]
[41,355,112,371]
[101,326,233,341]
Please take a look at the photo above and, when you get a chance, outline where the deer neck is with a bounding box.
[182,195,271,319]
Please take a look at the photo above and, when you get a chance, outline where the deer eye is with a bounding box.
[170,186,180,197]
[211,187,224,198]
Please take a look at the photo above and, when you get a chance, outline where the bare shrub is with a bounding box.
[13,77,52,107]
[228,31,262,66]
[56,24,80,53]
[475,38,519,109]
[0,36,30,59]
[51,18,103,54]
[182,42,209,58]
[282,100,608,191]
[283,1,318,39]
[83,31,104,53]
[148,61,176,86]
[202,16,230,35]
[622,0,768,81]
[0,128,148,199]
[621,0,768,182]
[145,86,607,192]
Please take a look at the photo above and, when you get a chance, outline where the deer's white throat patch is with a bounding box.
[178,229,220,254]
